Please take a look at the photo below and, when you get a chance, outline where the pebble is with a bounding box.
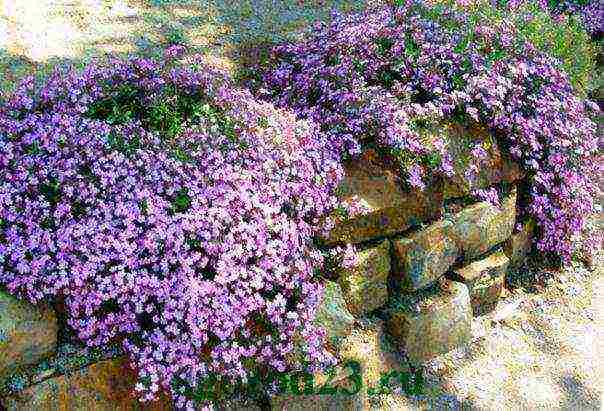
[492,299,522,323]
[109,0,137,18]
[566,284,582,297]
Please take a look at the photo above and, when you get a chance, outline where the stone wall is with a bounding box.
[0,125,533,410]
[306,125,533,408]
[0,290,172,409]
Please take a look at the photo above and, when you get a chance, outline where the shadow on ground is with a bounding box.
[1,0,377,94]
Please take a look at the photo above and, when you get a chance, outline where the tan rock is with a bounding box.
[391,220,459,292]
[338,319,410,397]
[438,122,523,199]
[314,281,355,346]
[504,220,534,269]
[272,320,408,411]
[1,357,173,410]
[492,299,523,324]
[216,398,262,410]
[452,251,510,315]
[0,289,57,384]
[326,150,443,245]
[387,279,472,365]
[339,240,391,316]
[271,392,364,411]
[449,188,516,260]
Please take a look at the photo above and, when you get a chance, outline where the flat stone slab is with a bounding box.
[339,240,390,316]
[1,358,172,410]
[386,279,472,365]
[452,251,510,315]
[325,149,443,245]
[0,289,57,384]
[449,188,516,260]
[314,281,355,346]
[392,220,459,292]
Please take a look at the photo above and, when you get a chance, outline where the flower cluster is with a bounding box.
[0,56,343,408]
[443,0,602,36]
[261,1,600,261]
[536,0,603,36]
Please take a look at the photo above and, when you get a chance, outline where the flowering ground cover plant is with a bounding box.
[438,1,602,38]
[261,0,601,263]
[0,51,344,408]
[417,1,600,97]
[538,0,603,37]
[493,0,602,100]
[503,0,598,95]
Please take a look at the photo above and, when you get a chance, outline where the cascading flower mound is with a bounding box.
[0,56,342,408]
[536,0,603,37]
[261,0,601,262]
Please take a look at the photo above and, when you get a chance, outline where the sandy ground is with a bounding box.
[0,1,602,409]
[406,260,604,410]
[0,0,373,93]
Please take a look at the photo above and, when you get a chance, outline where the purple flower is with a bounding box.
[260,1,599,263]
[0,55,342,407]
[164,44,186,61]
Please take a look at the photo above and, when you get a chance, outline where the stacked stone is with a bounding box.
[0,290,58,386]
[314,123,533,376]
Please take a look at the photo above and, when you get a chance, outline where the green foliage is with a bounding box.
[432,0,597,96]
[545,0,592,8]
[4,374,27,394]
[39,178,61,206]
[85,83,235,140]
[149,100,184,138]
[86,84,142,125]
[513,2,596,96]
[164,23,189,46]
[171,188,192,213]
[106,132,142,155]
